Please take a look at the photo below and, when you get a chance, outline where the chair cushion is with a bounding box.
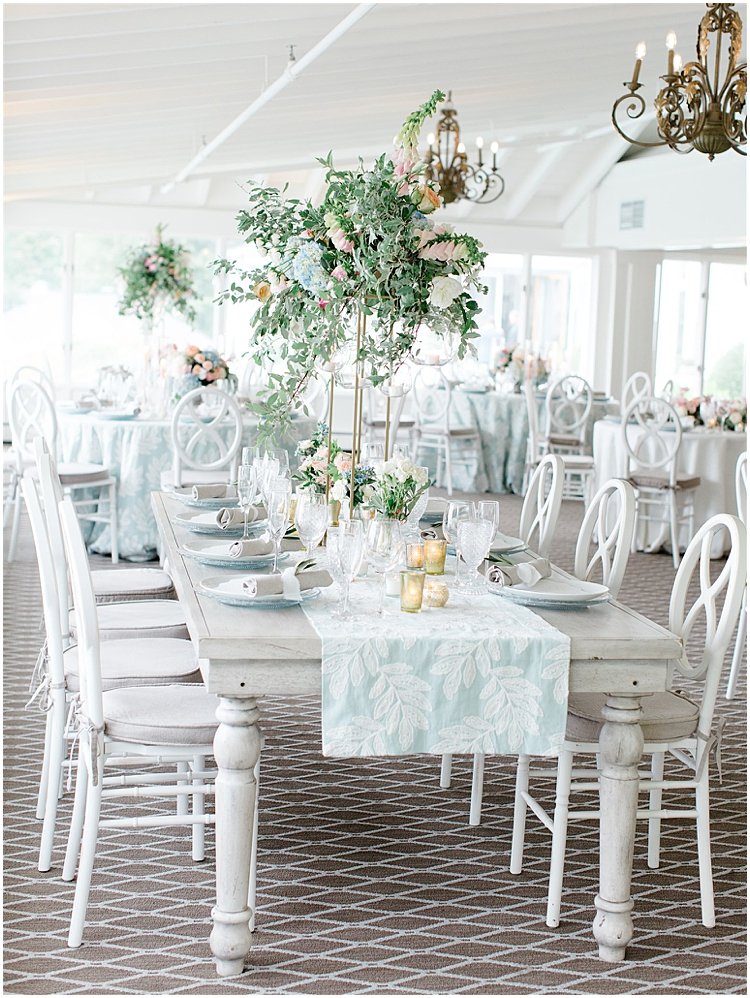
[103,684,218,746]
[58,462,112,485]
[548,433,581,447]
[418,427,479,438]
[91,568,175,603]
[65,638,200,692]
[560,455,595,468]
[629,472,702,491]
[70,600,189,642]
[565,691,700,744]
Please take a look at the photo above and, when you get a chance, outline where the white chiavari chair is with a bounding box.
[510,514,745,929]
[573,479,637,599]
[621,372,653,418]
[725,451,747,699]
[410,369,481,497]
[161,386,243,489]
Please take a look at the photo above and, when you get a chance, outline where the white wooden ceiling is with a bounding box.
[4,2,728,224]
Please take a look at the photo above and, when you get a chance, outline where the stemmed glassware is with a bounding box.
[442,499,473,588]
[328,521,364,620]
[266,487,291,573]
[476,500,500,543]
[295,492,328,559]
[237,464,257,540]
[366,517,404,616]
[456,516,495,594]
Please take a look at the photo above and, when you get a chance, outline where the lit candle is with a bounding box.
[423,538,447,576]
[475,135,484,167]
[673,52,683,74]
[406,542,425,570]
[400,570,425,613]
[490,139,499,172]
[666,31,676,76]
[632,41,646,85]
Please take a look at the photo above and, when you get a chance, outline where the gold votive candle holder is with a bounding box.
[406,541,425,570]
[423,538,447,575]
[424,578,450,608]
[400,570,425,613]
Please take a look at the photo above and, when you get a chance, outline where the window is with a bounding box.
[529,255,594,379]
[475,253,524,365]
[655,259,746,398]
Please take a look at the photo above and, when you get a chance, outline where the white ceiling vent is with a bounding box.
[619,200,645,230]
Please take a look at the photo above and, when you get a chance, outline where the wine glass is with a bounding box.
[365,517,404,616]
[405,480,430,538]
[330,521,364,620]
[237,464,257,540]
[442,499,473,588]
[295,492,328,559]
[361,442,384,463]
[456,516,495,594]
[266,488,291,573]
[476,500,500,543]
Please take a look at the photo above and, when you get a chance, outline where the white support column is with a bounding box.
[62,231,75,398]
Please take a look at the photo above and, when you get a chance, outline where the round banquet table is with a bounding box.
[593,417,746,556]
[57,410,316,560]
[415,388,618,494]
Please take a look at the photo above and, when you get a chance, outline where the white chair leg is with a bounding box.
[546,749,574,928]
[469,753,485,826]
[176,761,189,815]
[647,751,665,869]
[249,756,261,933]
[725,595,747,700]
[67,777,102,947]
[669,494,681,570]
[191,754,205,862]
[36,709,54,821]
[509,754,530,875]
[109,482,119,564]
[39,697,67,873]
[4,472,17,526]
[695,767,715,928]
[7,489,22,562]
[439,753,452,789]
[62,755,88,882]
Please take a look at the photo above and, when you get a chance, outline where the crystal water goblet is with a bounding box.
[266,488,290,573]
[330,520,364,620]
[456,516,495,595]
[295,492,329,559]
[237,464,257,540]
[443,499,473,588]
[365,517,404,616]
[477,500,500,543]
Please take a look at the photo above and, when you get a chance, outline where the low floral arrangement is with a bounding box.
[294,422,377,506]
[118,225,197,323]
[723,398,747,431]
[368,458,430,521]
[176,345,236,395]
[215,90,487,440]
[496,346,550,388]
[670,390,747,431]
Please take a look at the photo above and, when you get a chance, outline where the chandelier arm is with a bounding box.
[720,68,747,150]
[462,165,505,204]
[717,60,747,103]
[611,90,670,148]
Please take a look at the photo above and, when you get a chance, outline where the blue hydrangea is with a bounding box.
[411,211,431,230]
[287,238,329,298]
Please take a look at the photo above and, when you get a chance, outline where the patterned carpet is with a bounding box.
[3,494,747,995]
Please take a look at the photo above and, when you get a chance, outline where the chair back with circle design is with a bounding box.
[170,387,243,487]
[412,368,453,435]
[59,497,104,745]
[735,452,747,525]
[669,514,746,747]
[621,372,653,418]
[21,472,66,695]
[574,478,636,599]
[544,375,592,444]
[10,365,56,401]
[519,454,564,559]
[621,396,682,487]
[9,380,58,465]
[660,379,674,400]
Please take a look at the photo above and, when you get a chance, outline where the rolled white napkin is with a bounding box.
[420,527,439,540]
[191,484,237,500]
[241,566,333,598]
[486,558,552,588]
[228,538,274,559]
[216,505,266,529]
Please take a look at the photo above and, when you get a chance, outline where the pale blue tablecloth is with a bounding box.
[57,412,315,560]
[414,390,617,494]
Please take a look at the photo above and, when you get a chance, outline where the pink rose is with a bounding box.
[331,265,347,281]
[202,360,213,370]
[318,299,329,310]
[397,181,411,197]
[330,228,354,254]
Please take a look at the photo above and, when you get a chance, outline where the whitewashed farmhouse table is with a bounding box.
[152,491,682,978]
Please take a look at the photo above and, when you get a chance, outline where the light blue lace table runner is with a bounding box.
[302,574,571,758]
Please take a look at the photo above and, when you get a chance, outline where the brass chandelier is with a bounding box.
[612,2,747,160]
[423,93,505,204]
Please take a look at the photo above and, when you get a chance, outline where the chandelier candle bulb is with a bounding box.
[406,542,426,570]
[666,31,676,75]
[632,42,646,85]
[423,538,447,575]
[673,52,683,74]
[400,570,425,613]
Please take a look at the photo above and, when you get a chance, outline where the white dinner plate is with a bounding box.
[174,508,265,536]
[489,577,610,608]
[169,486,237,509]
[490,532,528,555]
[198,575,320,608]
[181,537,285,569]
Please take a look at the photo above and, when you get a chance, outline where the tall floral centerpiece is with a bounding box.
[118,225,198,414]
[216,91,487,512]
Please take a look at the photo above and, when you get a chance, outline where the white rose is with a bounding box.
[414,465,429,486]
[269,249,281,265]
[298,439,312,452]
[429,275,463,309]
[331,480,346,501]
[362,484,375,500]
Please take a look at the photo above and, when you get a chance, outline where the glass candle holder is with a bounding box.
[400,570,425,613]
[423,538,447,575]
[405,541,425,570]
[424,578,449,607]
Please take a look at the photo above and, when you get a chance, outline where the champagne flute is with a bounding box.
[477,500,500,544]
[331,520,364,620]
[237,464,257,540]
[456,516,495,594]
[366,517,404,616]
[295,492,328,559]
[443,499,473,588]
[266,488,290,573]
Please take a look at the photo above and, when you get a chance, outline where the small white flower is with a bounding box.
[298,439,312,452]
[429,275,463,309]
[331,480,346,501]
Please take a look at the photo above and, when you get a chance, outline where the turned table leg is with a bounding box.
[210,695,261,978]
[593,694,644,962]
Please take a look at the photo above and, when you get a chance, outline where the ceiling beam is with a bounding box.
[502,145,567,220]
